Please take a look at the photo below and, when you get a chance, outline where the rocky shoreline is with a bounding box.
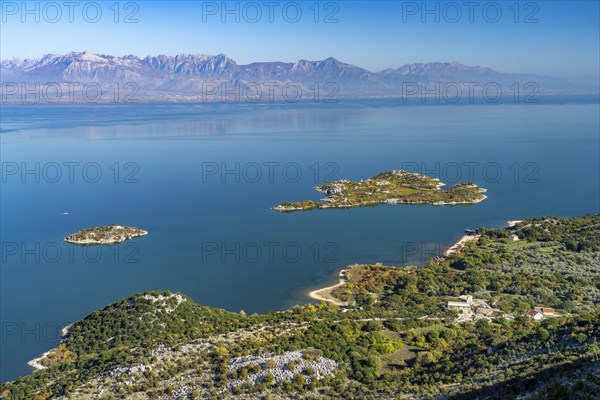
[27,323,73,370]
[64,225,148,245]
[27,351,53,371]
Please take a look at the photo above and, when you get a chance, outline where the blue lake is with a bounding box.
[1,98,599,382]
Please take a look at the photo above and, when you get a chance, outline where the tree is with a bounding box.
[264,373,274,386]
[293,374,306,389]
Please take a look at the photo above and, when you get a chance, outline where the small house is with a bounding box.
[526,309,544,320]
[533,307,555,315]
[526,306,556,321]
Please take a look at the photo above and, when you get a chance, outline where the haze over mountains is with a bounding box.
[0,51,594,102]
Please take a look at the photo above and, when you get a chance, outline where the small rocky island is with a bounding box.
[64,225,148,245]
[274,170,487,212]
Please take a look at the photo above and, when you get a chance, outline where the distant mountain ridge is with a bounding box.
[1,51,593,102]
[0,51,523,82]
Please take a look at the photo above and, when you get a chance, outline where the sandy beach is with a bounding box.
[507,220,523,228]
[308,269,348,306]
[444,234,479,257]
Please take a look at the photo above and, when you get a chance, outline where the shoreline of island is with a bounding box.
[274,171,488,212]
[275,193,489,212]
[64,225,148,245]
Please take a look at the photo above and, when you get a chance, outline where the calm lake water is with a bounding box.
[1,98,599,382]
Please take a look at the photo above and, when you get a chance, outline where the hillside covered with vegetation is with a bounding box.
[2,215,599,399]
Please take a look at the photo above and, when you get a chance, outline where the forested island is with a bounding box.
[64,225,148,245]
[273,170,487,212]
[2,214,599,399]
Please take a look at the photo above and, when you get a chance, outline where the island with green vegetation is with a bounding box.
[64,225,148,245]
[3,214,599,399]
[273,170,487,212]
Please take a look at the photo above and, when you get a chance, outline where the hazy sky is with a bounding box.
[1,1,598,77]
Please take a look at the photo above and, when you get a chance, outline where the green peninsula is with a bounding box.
[273,170,487,212]
[2,214,599,400]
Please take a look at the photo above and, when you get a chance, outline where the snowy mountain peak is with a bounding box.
[1,52,580,98]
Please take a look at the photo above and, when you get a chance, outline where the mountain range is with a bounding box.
[1,51,594,102]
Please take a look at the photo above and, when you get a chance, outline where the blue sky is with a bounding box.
[0,1,598,77]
